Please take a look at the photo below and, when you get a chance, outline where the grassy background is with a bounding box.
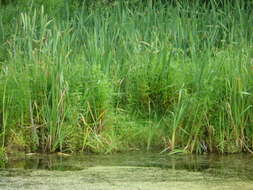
[0,0,253,154]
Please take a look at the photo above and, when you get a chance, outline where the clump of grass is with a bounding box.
[0,147,7,167]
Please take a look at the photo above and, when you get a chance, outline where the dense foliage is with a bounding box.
[0,0,252,154]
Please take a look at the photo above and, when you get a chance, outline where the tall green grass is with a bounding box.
[0,0,252,154]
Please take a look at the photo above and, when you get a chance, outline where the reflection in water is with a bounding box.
[5,154,83,171]
[1,153,253,190]
[2,152,253,180]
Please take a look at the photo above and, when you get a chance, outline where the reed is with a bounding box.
[0,0,252,154]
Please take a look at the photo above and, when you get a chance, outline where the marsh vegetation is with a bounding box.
[0,0,253,156]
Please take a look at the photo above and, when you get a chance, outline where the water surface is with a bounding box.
[1,152,253,190]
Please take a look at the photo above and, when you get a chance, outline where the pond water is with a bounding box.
[1,152,253,190]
